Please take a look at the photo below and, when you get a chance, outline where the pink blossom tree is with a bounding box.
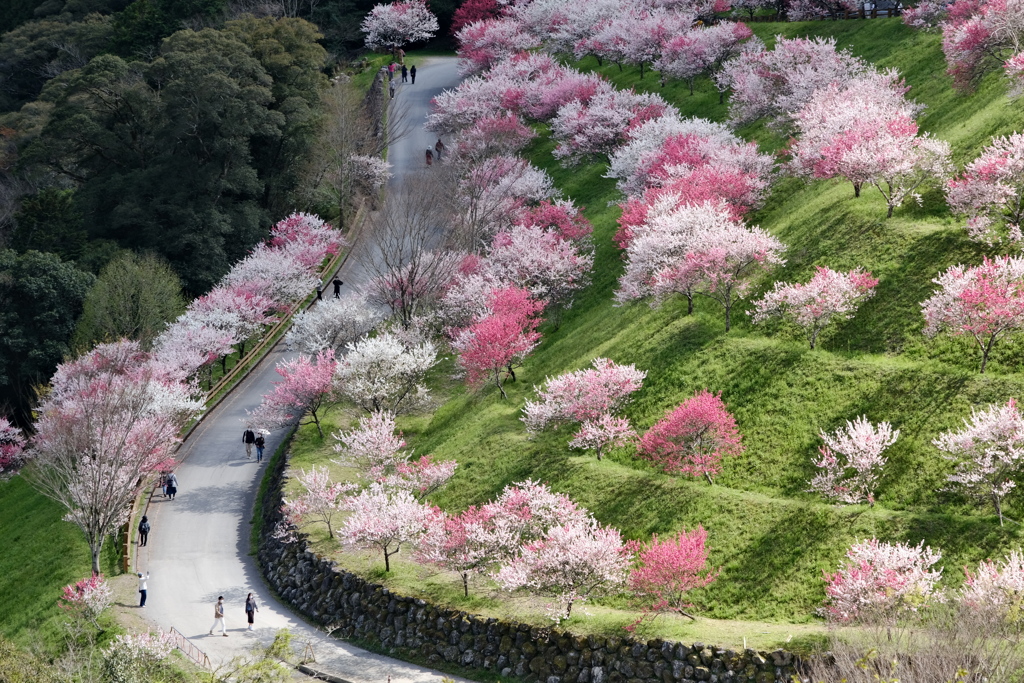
[933,399,1024,525]
[339,483,438,571]
[824,539,943,624]
[1007,51,1024,96]
[332,411,408,475]
[279,466,357,540]
[514,199,593,241]
[522,358,647,433]
[474,480,589,563]
[628,526,720,621]
[569,415,637,460]
[941,0,1024,92]
[751,267,879,348]
[379,456,458,500]
[416,505,498,596]
[250,349,337,437]
[922,256,1024,372]
[29,344,197,574]
[0,417,25,478]
[550,89,672,166]
[362,0,439,53]
[59,574,113,628]
[457,18,536,76]
[808,417,900,506]
[946,132,1024,246]
[656,22,754,97]
[452,0,501,34]
[715,35,870,132]
[494,518,629,621]
[451,113,537,161]
[453,286,543,398]
[638,390,744,484]
[959,550,1024,618]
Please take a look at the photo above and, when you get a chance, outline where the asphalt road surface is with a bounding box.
[140,56,468,682]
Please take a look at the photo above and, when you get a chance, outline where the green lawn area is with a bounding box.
[282,16,1024,641]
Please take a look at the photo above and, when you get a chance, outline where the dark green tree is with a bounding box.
[72,250,185,350]
[10,188,86,260]
[0,249,93,423]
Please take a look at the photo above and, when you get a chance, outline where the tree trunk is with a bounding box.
[724,300,732,332]
[686,294,693,315]
[688,79,694,95]
[853,182,861,197]
[980,335,996,373]
[495,370,508,400]
[639,62,645,79]
[91,543,102,576]
[676,607,698,621]
[462,573,469,598]
[997,496,1004,527]
[384,549,391,572]
[705,472,714,485]
[886,203,895,219]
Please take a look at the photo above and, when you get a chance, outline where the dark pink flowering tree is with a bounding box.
[0,417,25,478]
[250,349,337,437]
[808,417,900,506]
[453,286,543,398]
[751,267,879,348]
[933,399,1024,525]
[362,0,439,53]
[486,223,594,312]
[922,256,1024,372]
[946,132,1024,246]
[824,539,943,624]
[941,0,1024,92]
[638,390,744,484]
[457,18,536,76]
[514,199,593,242]
[452,0,502,34]
[657,22,753,97]
[628,526,720,622]
[59,574,113,628]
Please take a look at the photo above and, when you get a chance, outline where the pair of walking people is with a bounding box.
[242,429,265,462]
[209,594,259,635]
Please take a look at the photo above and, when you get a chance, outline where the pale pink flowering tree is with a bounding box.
[474,480,590,563]
[451,113,537,162]
[250,349,337,437]
[379,456,458,500]
[808,417,900,506]
[1007,52,1024,96]
[654,216,787,332]
[269,212,345,268]
[824,539,943,624]
[59,574,113,628]
[903,0,955,29]
[455,155,557,246]
[339,483,438,571]
[522,358,647,433]
[332,410,408,475]
[715,35,870,132]
[946,132,1024,246]
[224,243,320,306]
[457,18,536,76]
[933,399,1024,525]
[790,75,951,217]
[186,285,278,362]
[486,224,594,312]
[495,518,629,621]
[656,22,754,97]
[334,333,438,415]
[638,390,744,484]
[30,354,194,574]
[152,313,235,383]
[550,89,672,166]
[362,0,439,52]
[959,550,1024,618]
[452,286,543,399]
[0,417,25,478]
[569,414,637,460]
[751,267,879,348]
[580,8,693,80]
[278,465,357,540]
[285,292,382,356]
[627,526,720,622]
[922,256,1024,372]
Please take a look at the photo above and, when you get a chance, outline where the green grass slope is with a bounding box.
[296,19,1024,628]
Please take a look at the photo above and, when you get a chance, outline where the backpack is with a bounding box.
[140,521,150,533]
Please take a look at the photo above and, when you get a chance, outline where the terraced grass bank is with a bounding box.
[285,18,1024,646]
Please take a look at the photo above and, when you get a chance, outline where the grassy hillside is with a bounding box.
[292,19,1024,635]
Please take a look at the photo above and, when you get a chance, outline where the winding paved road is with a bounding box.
[141,56,465,681]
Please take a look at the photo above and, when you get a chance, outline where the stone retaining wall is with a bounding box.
[256,451,800,683]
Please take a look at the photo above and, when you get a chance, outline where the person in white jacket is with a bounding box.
[137,571,150,607]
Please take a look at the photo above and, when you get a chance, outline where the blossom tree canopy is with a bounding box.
[362,0,439,52]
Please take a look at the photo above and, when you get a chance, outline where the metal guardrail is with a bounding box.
[169,627,211,669]
[743,6,903,20]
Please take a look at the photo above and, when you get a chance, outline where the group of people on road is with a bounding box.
[242,428,266,462]
[387,60,417,99]
[426,138,445,166]
[209,593,259,635]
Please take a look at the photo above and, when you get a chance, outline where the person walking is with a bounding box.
[332,277,343,298]
[242,428,256,459]
[425,148,433,166]
[410,64,416,84]
[159,473,167,498]
[254,434,265,463]
[435,138,445,161]
[401,64,408,82]
[245,593,259,631]
[138,571,150,607]
[210,596,227,636]
[165,472,178,500]
[387,62,395,80]
[389,80,396,99]
[315,284,322,301]
[138,515,150,547]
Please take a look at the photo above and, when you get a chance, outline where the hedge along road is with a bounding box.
[140,56,469,682]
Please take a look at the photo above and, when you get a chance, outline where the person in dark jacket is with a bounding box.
[138,516,150,546]
[166,472,178,499]
[401,64,408,82]
[255,434,266,463]
[332,277,343,298]
[410,65,417,84]
[242,428,256,459]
